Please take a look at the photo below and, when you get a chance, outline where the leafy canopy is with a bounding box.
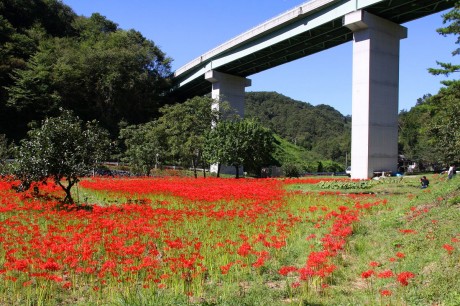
[428,2,460,84]
[204,118,275,178]
[13,109,110,203]
[119,121,166,176]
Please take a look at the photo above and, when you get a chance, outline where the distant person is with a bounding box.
[420,176,429,189]
[448,164,456,179]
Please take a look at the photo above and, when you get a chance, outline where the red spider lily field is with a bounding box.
[0,175,459,305]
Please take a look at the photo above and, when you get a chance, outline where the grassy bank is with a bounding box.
[289,174,460,305]
[0,174,458,305]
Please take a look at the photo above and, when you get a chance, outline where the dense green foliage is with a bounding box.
[399,81,460,168]
[270,135,344,175]
[245,92,351,163]
[3,0,460,175]
[121,98,275,178]
[399,3,460,169]
[204,118,275,178]
[13,110,110,203]
[428,1,460,83]
[0,134,13,174]
[1,0,172,141]
[119,121,165,176]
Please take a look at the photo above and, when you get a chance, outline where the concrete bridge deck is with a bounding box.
[172,0,454,99]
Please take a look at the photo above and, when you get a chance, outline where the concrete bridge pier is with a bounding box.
[205,70,251,117]
[205,70,252,175]
[344,10,407,179]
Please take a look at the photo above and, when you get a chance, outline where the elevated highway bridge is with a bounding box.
[172,0,456,179]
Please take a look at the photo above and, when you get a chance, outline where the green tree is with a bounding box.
[428,2,460,83]
[245,92,351,163]
[426,81,460,164]
[156,96,221,178]
[0,0,78,140]
[119,121,166,176]
[421,3,460,165]
[205,119,275,178]
[13,109,110,203]
[0,134,14,175]
[6,13,173,138]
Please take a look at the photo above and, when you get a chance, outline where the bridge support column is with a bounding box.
[205,70,251,117]
[205,70,252,175]
[344,10,407,179]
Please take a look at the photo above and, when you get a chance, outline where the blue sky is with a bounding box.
[62,0,456,116]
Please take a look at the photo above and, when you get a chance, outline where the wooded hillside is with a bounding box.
[2,0,459,172]
[246,92,351,163]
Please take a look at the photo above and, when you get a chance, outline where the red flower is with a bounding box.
[361,270,374,279]
[443,244,455,254]
[377,270,394,278]
[278,266,298,276]
[220,262,233,275]
[291,281,300,288]
[237,242,252,257]
[397,271,415,286]
[380,289,392,296]
[62,282,72,289]
[40,259,61,271]
[399,229,417,234]
[396,252,405,258]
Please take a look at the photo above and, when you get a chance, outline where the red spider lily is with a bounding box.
[80,177,287,204]
[6,259,30,272]
[397,271,415,286]
[361,270,375,279]
[380,289,392,296]
[396,252,405,259]
[377,270,394,278]
[220,262,234,275]
[40,258,61,271]
[278,266,298,276]
[252,251,269,268]
[369,261,381,267]
[443,244,455,254]
[399,229,417,234]
[0,176,391,300]
[291,281,301,288]
[237,242,252,257]
[62,281,72,289]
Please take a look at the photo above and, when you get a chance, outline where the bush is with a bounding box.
[13,109,110,203]
[282,163,302,177]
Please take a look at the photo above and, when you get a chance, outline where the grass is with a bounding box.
[0,173,459,305]
[289,173,460,305]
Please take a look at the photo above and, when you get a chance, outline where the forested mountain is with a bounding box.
[3,0,459,173]
[1,0,172,141]
[246,92,351,163]
[1,0,351,165]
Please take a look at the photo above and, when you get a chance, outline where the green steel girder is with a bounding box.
[171,0,456,100]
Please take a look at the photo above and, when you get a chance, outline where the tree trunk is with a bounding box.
[217,163,221,178]
[58,179,75,204]
[192,158,198,179]
[235,165,239,179]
